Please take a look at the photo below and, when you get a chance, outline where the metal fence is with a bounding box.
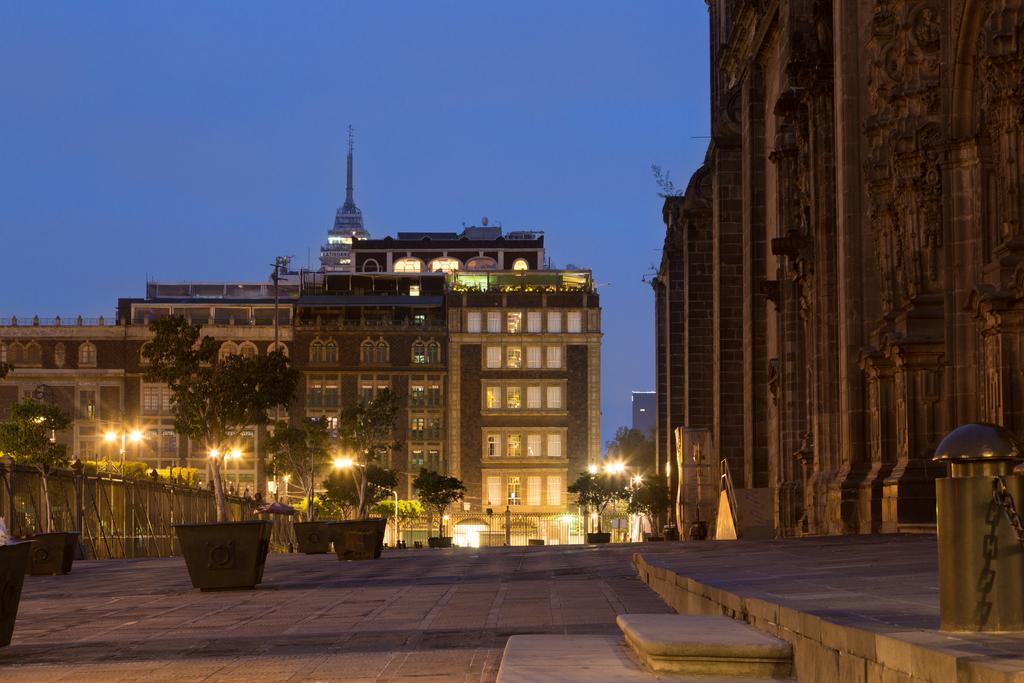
[0,460,295,558]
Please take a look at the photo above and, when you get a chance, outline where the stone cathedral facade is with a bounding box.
[654,0,1024,537]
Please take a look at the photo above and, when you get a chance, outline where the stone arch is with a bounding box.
[218,341,239,361]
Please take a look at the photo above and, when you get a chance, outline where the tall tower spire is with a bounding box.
[344,125,356,211]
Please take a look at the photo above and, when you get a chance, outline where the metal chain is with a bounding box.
[993,476,1024,551]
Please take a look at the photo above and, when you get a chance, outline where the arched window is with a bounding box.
[375,340,390,364]
[362,259,381,273]
[412,340,427,364]
[139,342,152,365]
[394,257,424,273]
[310,340,325,363]
[360,339,376,366]
[0,342,6,364]
[267,341,288,357]
[238,342,258,359]
[324,340,338,363]
[78,341,97,367]
[466,256,498,270]
[426,341,441,364]
[512,258,529,271]
[54,343,66,368]
[218,341,239,361]
[26,342,42,366]
[429,257,462,273]
[7,342,24,365]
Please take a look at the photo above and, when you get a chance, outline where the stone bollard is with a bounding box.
[933,423,1024,631]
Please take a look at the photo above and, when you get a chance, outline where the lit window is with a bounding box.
[526,346,542,368]
[527,476,542,505]
[567,311,583,333]
[506,347,522,369]
[411,384,425,406]
[413,340,427,364]
[394,257,424,273]
[506,387,521,409]
[410,284,421,297]
[527,311,542,333]
[239,342,258,359]
[546,346,562,369]
[412,449,425,468]
[547,312,562,333]
[467,256,497,270]
[527,434,541,457]
[486,434,499,457]
[546,386,562,409]
[512,258,529,271]
[547,476,563,506]
[547,434,562,458]
[218,341,239,362]
[506,434,522,458]
[526,386,541,409]
[341,236,352,245]
[486,346,502,368]
[78,341,97,367]
[507,476,522,505]
[487,476,502,506]
[467,311,482,333]
[429,257,461,273]
[486,386,501,409]
[507,312,522,333]
[410,417,425,439]
[487,312,501,333]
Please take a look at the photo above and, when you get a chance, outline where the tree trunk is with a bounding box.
[306,481,314,522]
[210,456,227,523]
[437,506,444,537]
[39,468,52,534]
[356,470,368,519]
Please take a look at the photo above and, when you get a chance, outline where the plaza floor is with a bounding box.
[2,543,678,682]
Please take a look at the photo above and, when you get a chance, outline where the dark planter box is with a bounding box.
[329,519,386,561]
[688,521,709,541]
[586,532,611,544]
[0,541,33,647]
[644,534,666,542]
[28,532,80,575]
[528,539,545,546]
[174,521,272,591]
[427,536,452,548]
[293,521,332,554]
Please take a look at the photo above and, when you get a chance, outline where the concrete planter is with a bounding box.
[427,536,452,548]
[174,521,272,591]
[28,532,79,575]
[586,532,611,544]
[293,521,332,554]
[329,519,386,561]
[0,541,33,647]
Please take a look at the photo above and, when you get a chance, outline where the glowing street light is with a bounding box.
[104,427,144,474]
[333,456,356,470]
[208,447,221,459]
[604,461,626,475]
[587,464,599,475]
[631,474,644,486]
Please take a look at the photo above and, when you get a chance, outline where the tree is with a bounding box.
[412,468,466,538]
[568,470,628,534]
[0,400,72,533]
[606,427,657,474]
[627,477,672,533]
[322,464,397,519]
[334,389,400,518]
[371,499,424,540]
[143,315,298,522]
[265,418,331,521]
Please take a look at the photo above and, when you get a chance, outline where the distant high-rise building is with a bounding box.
[631,391,655,438]
[320,126,370,272]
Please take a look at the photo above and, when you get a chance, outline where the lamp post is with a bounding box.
[103,427,143,475]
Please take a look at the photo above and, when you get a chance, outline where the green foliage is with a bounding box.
[296,494,340,519]
[371,498,424,526]
[266,418,331,520]
[335,389,400,518]
[627,477,672,520]
[0,399,72,470]
[155,466,200,486]
[568,470,628,533]
[322,464,398,518]
[412,468,466,536]
[606,427,656,474]
[82,459,150,478]
[143,315,299,520]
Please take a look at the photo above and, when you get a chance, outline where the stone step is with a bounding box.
[617,614,793,679]
[496,634,790,683]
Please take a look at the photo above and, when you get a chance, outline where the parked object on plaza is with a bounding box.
[934,423,1024,631]
[427,536,452,548]
[292,521,331,554]
[174,520,272,591]
[27,531,79,576]
[0,540,32,647]
[586,532,611,544]
[328,519,386,560]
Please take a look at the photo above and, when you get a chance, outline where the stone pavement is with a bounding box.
[1,543,678,682]
[635,535,1024,682]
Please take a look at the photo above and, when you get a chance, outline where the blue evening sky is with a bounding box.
[0,2,710,448]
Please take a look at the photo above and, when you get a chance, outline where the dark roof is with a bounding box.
[355,235,543,250]
[297,295,444,307]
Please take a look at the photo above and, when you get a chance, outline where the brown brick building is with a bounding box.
[655,0,1024,537]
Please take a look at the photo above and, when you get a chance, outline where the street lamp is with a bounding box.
[104,427,143,475]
